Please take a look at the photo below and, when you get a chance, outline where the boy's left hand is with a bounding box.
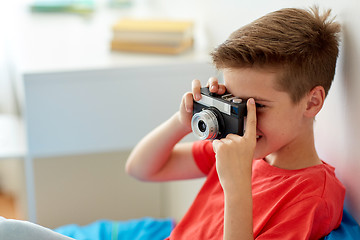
[213,98,257,193]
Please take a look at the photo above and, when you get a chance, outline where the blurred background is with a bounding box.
[0,0,359,230]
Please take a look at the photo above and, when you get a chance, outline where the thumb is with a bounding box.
[244,98,257,139]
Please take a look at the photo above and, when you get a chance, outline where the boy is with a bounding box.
[126,6,345,240]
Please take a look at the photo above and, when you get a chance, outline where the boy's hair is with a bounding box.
[211,7,341,103]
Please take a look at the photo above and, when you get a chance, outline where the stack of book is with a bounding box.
[111,19,194,54]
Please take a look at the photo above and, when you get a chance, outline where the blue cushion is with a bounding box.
[324,209,360,240]
[54,217,174,240]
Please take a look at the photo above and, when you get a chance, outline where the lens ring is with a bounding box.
[191,109,219,140]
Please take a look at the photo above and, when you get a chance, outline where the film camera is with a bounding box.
[191,87,249,140]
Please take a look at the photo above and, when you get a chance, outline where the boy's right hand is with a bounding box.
[178,77,226,131]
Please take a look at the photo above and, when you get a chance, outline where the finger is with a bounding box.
[213,137,235,155]
[217,84,227,95]
[244,98,257,139]
[225,133,240,141]
[212,139,225,153]
[212,139,220,153]
[205,77,217,87]
[192,79,202,101]
[184,92,194,113]
[207,77,219,93]
[220,138,233,144]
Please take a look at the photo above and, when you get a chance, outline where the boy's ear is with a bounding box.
[304,86,325,118]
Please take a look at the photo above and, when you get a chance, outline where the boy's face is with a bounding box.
[223,67,308,160]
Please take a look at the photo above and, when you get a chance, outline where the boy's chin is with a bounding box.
[253,144,268,160]
[253,151,266,160]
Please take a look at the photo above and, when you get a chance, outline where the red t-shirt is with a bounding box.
[166,140,345,240]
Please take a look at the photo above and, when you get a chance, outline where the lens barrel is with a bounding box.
[191,109,219,140]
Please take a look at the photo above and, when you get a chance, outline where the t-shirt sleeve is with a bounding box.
[192,140,216,175]
[256,197,337,240]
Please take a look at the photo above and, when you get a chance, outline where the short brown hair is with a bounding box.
[211,7,341,103]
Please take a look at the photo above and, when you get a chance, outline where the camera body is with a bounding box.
[191,87,248,140]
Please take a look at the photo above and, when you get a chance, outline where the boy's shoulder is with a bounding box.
[295,162,345,201]
[253,159,345,201]
[252,160,345,239]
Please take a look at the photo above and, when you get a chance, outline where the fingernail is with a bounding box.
[195,93,201,100]
[249,98,255,104]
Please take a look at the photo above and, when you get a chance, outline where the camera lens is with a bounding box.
[191,109,219,140]
[198,120,207,132]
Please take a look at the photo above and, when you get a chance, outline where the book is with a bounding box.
[111,38,193,55]
[111,19,194,54]
[112,19,193,34]
[112,29,193,45]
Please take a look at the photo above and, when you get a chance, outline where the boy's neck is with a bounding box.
[264,125,322,170]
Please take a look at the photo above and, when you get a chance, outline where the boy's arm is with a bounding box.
[126,78,226,182]
[125,111,204,181]
[213,98,257,240]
